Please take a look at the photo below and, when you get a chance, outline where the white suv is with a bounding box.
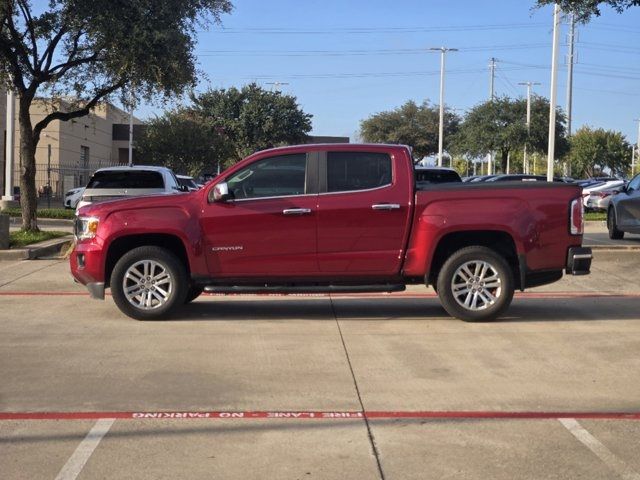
[77,166,184,210]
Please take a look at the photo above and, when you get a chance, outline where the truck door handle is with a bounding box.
[282,208,312,215]
[372,203,401,210]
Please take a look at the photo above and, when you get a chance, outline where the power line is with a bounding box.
[197,44,550,57]
[206,22,548,35]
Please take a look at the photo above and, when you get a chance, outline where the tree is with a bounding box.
[359,100,460,161]
[135,110,232,178]
[534,1,640,21]
[191,83,313,161]
[568,126,630,177]
[452,96,568,173]
[0,0,232,231]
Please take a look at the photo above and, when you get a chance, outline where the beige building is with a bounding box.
[1,88,143,202]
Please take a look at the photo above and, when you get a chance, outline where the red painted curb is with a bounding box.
[1,410,639,421]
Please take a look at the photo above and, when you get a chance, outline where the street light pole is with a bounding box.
[518,81,541,174]
[547,4,561,182]
[128,86,135,167]
[634,119,640,177]
[430,47,457,167]
[2,88,15,202]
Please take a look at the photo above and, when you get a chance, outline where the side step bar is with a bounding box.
[203,284,406,295]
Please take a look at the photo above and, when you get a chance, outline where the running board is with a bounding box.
[203,284,406,295]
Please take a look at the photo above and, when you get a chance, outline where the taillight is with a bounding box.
[570,198,584,235]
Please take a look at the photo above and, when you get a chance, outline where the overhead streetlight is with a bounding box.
[430,47,458,167]
[266,82,290,91]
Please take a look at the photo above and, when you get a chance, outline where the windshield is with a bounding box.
[86,170,164,189]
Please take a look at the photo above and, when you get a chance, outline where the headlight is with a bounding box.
[74,216,99,240]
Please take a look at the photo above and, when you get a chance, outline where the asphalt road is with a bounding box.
[584,232,640,248]
[1,253,640,479]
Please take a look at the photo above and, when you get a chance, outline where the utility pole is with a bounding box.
[489,57,497,100]
[565,12,576,176]
[547,4,561,182]
[487,57,497,174]
[518,81,541,174]
[565,12,576,137]
[430,47,458,167]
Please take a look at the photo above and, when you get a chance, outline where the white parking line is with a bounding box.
[54,418,115,480]
[559,418,640,480]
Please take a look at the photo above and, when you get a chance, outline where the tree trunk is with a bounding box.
[500,149,510,174]
[18,96,38,232]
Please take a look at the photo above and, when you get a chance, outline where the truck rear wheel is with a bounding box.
[111,246,187,320]
[436,246,514,322]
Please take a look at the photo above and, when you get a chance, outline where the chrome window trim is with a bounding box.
[318,182,392,196]
[231,192,318,203]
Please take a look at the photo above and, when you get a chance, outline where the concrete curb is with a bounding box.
[0,235,74,261]
[8,217,74,227]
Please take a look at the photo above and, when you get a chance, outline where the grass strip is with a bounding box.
[9,230,70,248]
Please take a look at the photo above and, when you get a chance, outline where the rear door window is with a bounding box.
[86,171,165,189]
[326,152,391,192]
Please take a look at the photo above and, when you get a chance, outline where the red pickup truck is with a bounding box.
[70,144,591,322]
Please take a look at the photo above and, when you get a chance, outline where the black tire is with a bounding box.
[184,286,204,304]
[436,246,514,322]
[111,246,188,320]
[607,208,624,240]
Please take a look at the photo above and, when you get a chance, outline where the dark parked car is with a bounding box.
[486,174,571,183]
[607,173,640,239]
[414,166,461,187]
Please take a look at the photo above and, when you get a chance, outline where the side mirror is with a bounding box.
[211,182,234,202]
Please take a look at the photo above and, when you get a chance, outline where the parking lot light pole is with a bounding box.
[518,81,541,174]
[631,118,640,177]
[430,47,458,167]
[547,4,561,182]
[3,88,15,202]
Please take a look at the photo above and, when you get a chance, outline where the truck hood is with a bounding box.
[76,190,200,218]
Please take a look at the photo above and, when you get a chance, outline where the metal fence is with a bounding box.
[10,160,119,208]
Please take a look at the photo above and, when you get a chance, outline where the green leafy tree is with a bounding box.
[534,0,640,22]
[191,83,313,161]
[136,110,232,178]
[0,0,232,231]
[360,100,460,161]
[452,96,568,173]
[568,126,630,177]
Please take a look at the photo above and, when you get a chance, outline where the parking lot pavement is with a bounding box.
[1,257,640,479]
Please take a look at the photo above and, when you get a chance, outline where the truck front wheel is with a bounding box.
[111,246,188,320]
[436,246,514,322]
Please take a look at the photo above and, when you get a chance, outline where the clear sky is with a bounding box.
[141,0,640,145]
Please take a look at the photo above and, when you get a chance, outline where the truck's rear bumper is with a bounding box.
[566,247,592,275]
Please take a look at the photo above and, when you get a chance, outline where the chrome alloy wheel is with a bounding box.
[451,260,502,311]
[122,260,173,310]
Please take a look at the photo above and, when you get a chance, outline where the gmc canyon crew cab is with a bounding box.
[70,144,592,322]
